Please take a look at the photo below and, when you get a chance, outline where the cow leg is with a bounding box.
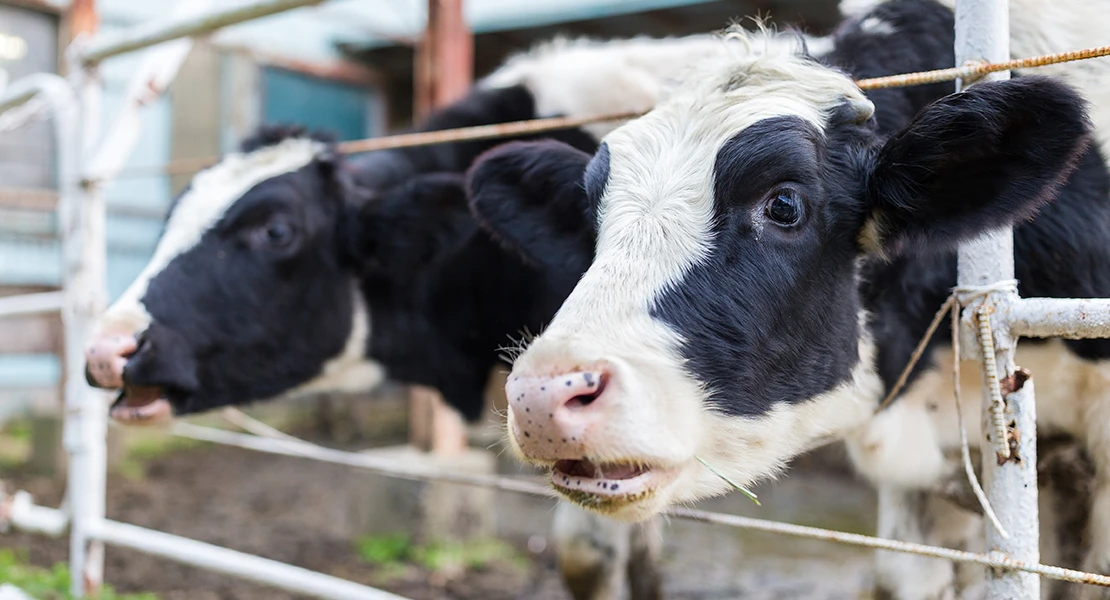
[1078,478,1110,600]
[553,500,630,600]
[1078,393,1110,600]
[626,517,664,600]
[1037,435,1094,600]
[874,485,988,600]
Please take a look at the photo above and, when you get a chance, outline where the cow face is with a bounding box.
[469,38,1092,521]
[85,127,476,423]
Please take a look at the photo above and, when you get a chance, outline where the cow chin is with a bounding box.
[502,397,707,522]
[508,432,757,523]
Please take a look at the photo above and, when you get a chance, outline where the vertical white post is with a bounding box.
[62,68,110,598]
[954,0,1039,598]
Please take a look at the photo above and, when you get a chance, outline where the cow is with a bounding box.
[81,32,803,600]
[465,1,1110,599]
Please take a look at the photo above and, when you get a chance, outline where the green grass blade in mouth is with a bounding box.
[696,456,761,506]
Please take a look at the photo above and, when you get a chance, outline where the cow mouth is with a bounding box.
[109,385,174,424]
[550,459,677,512]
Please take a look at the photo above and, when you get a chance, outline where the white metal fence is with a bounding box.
[1,0,1110,598]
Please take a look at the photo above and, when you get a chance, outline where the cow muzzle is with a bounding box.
[504,364,682,520]
[84,330,173,425]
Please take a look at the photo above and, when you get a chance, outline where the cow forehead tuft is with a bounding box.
[173,136,325,226]
[191,137,327,195]
[595,31,867,225]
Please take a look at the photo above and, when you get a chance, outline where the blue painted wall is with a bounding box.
[262,67,377,141]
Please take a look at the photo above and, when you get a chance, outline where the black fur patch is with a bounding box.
[652,117,863,416]
[119,82,601,422]
[467,139,598,276]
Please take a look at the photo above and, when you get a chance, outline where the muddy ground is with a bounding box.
[0,430,901,600]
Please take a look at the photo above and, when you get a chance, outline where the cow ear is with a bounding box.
[859,76,1092,257]
[345,172,476,275]
[466,140,598,275]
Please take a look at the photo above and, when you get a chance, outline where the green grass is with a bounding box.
[0,549,158,600]
[413,539,528,573]
[2,419,31,442]
[356,533,414,565]
[355,533,527,581]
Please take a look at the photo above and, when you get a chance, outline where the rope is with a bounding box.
[875,279,1018,412]
[97,44,1110,181]
[103,110,644,180]
[950,300,1008,540]
[668,507,1110,588]
[855,44,1110,90]
[165,416,1110,588]
[958,280,1020,462]
[875,295,956,413]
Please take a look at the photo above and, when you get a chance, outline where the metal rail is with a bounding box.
[954,0,1034,596]
[0,291,63,319]
[80,0,326,66]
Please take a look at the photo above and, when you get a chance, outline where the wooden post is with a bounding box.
[413,0,472,123]
[409,0,473,454]
[65,0,100,50]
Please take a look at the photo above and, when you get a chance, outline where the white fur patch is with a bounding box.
[860,16,897,35]
[479,31,834,140]
[674,336,882,506]
[96,137,326,338]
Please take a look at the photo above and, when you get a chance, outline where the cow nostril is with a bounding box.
[564,372,607,410]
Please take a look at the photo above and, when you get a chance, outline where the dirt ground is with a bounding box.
[2,442,575,600]
[0,434,884,600]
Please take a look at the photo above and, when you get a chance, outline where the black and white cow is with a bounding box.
[82,33,787,600]
[467,1,1110,599]
[81,33,753,424]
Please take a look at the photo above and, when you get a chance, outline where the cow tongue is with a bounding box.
[121,385,161,407]
[556,459,646,480]
[110,385,172,423]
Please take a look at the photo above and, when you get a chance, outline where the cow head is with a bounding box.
[468,35,1091,521]
[86,125,476,423]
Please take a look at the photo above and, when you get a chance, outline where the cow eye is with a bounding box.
[765,188,804,227]
[249,215,297,249]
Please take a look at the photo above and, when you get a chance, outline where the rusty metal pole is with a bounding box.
[413,0,472,122]
[410,0,473,454]
[953,0,1040,597]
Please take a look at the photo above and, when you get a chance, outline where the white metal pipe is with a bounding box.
[0,87,38,116]
[0,71,102,597]
[5,494,405,600]
[80,0,325,66]
[954,0,1040,597]
[6,491,69,537]
[0,291,63,319]
[89,519,409,600]
[1008,297,1110,338]
[60,68,110,597]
